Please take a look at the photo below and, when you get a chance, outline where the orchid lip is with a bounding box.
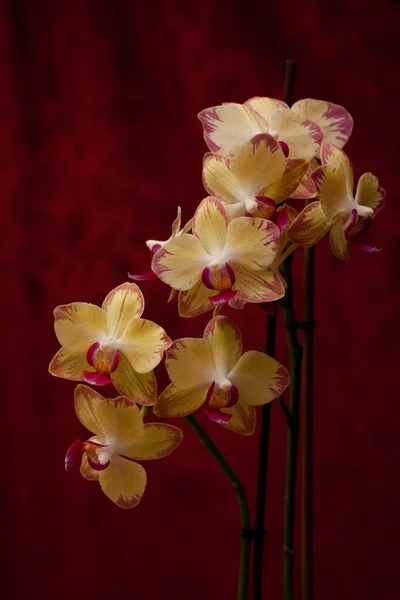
[202,262,236,291]
[344,208,358,236]
[278,140,289,157]
[203,405,232,424]
[210,290,238,304]
[87,455,110,471]
[83,370,113,386]
[65,439,85,470]
[274,205,289,233]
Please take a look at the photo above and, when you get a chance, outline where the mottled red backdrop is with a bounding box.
[2,1,399,598]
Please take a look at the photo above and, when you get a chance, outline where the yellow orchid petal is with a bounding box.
[291,99,353,148]
[122,423,183,460]
[312,163,354,223]
[111,353,157,406]
[80,453,100,481]
[290,159,318,200]
[244,96,288,123]
[259,157,309,204]
[119,318,171,374]
[267,108,322,160]
[192,196,228,256]
[330,218,350,261]
[99,458,146,509]
[198,102,264,155]
[226,217,280,271]
[355,172,385,210]
[287,201,330,247]
[53,302,107,352]
[152,234,209,291]
[74,384,144,442]
[233,265,285,304]
[178,281,216,318]
[102,283,145,340]
[48,348,88,380]
[203,315,242,375]
[229,351,290,406]
[202,154,242,206]
[222,396,256,436]
[154,382,209,418]
[165,338,215,388]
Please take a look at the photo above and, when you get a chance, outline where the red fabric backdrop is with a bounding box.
[2,1,400,598]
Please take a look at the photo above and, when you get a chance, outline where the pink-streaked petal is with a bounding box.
[121,423,183,461]
[53,302,107,353]
[48,348,88,381]
[330,218,350,261]
[151,234,209,291]
[65,439,85,470]
[210,290,238,304]
[233,265,285,304]
[221,396,256,436]
[111,353,157,406]
[102,283,145,339]
[83,370,112,386]
[290,159,318,200]
[355,172,386,212]
[268,108,323,160]
[259,157,309,204]
[244,96,288,124]
[229,351,290,406]
[311,164,354,223]
[128,270,158,281]
[164,337,215,389]
[198,103,264,155]
[178,281,216,319]
[287,201,329,247]
[203,315,242,374]
[226,217,280,272]
[291,99,353,148]
[274,204,289,233]
[203,405,232,424]
[98,457,147,509]
[202,153,242,207]
[192,196,228,255]
[154,383,210,418]
[118,318,171,374]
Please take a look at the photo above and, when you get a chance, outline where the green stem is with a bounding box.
[281,252,302,600]
[185,414,251,600]
[140,406,150,419]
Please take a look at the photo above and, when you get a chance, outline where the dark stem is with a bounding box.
[185,415,252,600]
[301,219,315,600]
[281,253,302,600]
[252,59,297,600]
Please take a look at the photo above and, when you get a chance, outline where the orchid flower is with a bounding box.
[199,97,353,160]
[154,316,289,435]
[151,196,285,318]
[49,283,171,405]
[288,144,386,260]
[202,133,308,219]
[66,385,183,508]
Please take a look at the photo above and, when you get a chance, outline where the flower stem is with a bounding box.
[140,406,150,418]
[281,252,302,600]
[185,414,251,600]
[301,222,315,600]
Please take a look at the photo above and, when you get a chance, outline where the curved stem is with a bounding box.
[281,252,302,600]
[140,406,150,419]
[185,414,251,600]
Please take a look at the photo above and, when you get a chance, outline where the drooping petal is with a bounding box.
[198,103,264,155]
[98,457,147,509]
[53,303,107,352]
[355,172,386,212]
[49,348,88,380]
[203,315,242,375]
[221,396,256,436]
[111,353,157,406]
[311,164,354,223]
[225,217,280,271]
[74,384,144,441]
[122,423,183,460]
[244,96,288,123]
[151,234,209,291]
[178,281,216,318]
[287,201,330,247]
[80,453,100,481]
[192,196,228,256]
[233,265,285,304]
[202,154,242,206]
[290,159,318,199]
[267,108,323,160]
[154,383,210,418]
[291,99,353,148]
[118,318,171,374]
[330,218,350,261]
[102,283,145,340]
[229,351,290,406]
[165,338,215,388]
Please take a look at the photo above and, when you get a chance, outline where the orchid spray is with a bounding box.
[50,61,385,600]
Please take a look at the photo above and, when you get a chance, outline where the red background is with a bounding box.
[2,1,400,598]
